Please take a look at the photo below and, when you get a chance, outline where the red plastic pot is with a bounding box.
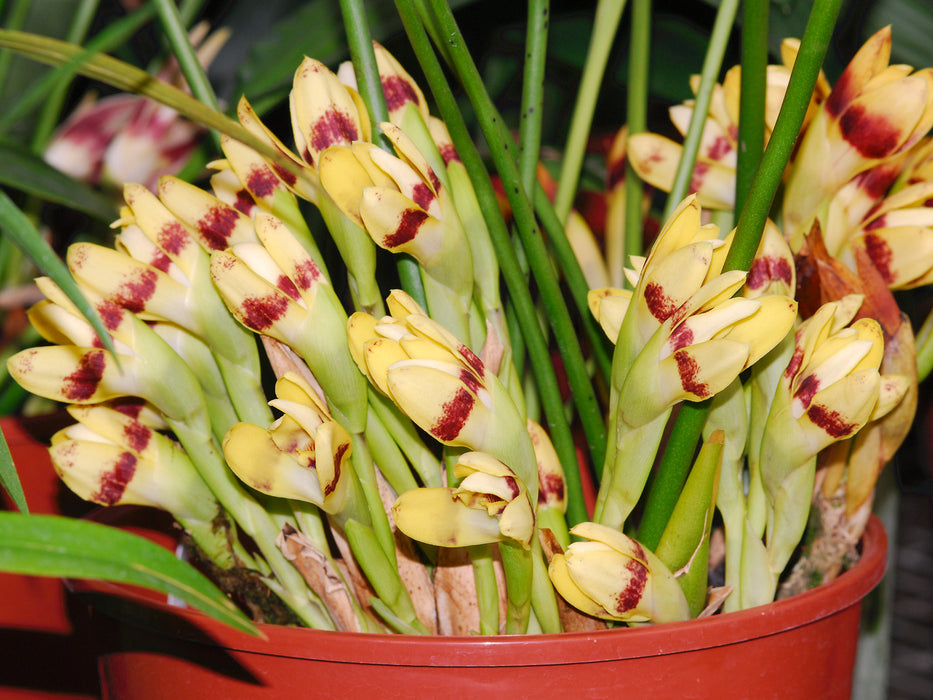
[0,416,99,699]
[73,506,887,700]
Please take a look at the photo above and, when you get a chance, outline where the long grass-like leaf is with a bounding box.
[0,138,116,221]
[0,432,28,514]
[0,512,258,635]
[0,189,115,357]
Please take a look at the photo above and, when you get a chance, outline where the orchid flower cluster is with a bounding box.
[5,22,923,635]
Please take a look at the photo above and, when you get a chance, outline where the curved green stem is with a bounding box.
[624,0,650,266]
[553,0,627,222]
[518,0,549,194]
[153,0,220,149]
[734,0,768,217]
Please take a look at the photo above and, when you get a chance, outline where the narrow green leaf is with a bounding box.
[0,189,116,357]
[0,512,258,635]
[0,431,29,514]
[0,138,116,221]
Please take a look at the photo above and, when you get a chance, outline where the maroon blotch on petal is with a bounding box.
[158,221,189,256]
[93,451,137,506]
[431,387,475,442]
[198,205,241,251]
[839,105,902,160]
[807,403,857,438]
[115,268,158,314]
[862,233,895,284]
[643,281,678,322]
[240,293,290,331]
[614,543,648,614]
[309,109,359,154]
[675,351,710,398]
[123,419,152,453]
[382,75,419,113]
[63,350,107,401]
[384,208,429,248]
[246,166,279,199]
[747,256,793,290]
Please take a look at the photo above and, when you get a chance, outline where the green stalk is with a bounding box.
[339,0,426,309]
[663,0,739,220]
[916,304,933,382]
[624,0,650,266]
[469,544,500,635]
[518,0,548,195]
[422,0,607,480]
[553,0,627,222]
[30,0,99,151]
[533,185,613,387]
[153,0,220,150]
[395,0,587,526]
[734,0,768,217]
[637,0,844,549]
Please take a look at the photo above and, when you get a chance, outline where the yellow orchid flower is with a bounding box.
[348,291,536,500]
[222,373,358,518]
[392,451,535,549]
[783,27,933,245]
[548,522,690,624]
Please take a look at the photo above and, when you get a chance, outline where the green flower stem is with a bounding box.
[624,0,649,266]
[30,0,99,151]
[530,537,562,633]
[153,0,221,150]
[734,0,768,217]
[533,185,613,386]
[553,0,627,222]
[916,304,933,382]
[499,540,533,634]
[635,402,709,549]
[395,0,587,526]
[662,0,739,220]
[422,0,607,484]
[344,518,428,633]
[637,0,843,549]
[350,432,398,567]
[468,544,500,635]
[338,0,389,145]
[518,0,549,195]
[368,390,442,488]
[537,505,570,552]
[363,401,419,496]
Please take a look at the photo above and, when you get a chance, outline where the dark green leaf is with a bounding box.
[0,139,117,222]
[0,512,258,635]
[0,431,28,514]
[0,189,117,357]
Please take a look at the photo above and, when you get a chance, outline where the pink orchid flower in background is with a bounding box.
[43,24,228,192]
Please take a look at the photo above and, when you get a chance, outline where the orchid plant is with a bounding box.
[0,0,930,637]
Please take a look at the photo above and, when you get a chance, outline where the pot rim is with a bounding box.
[71,507,887,667]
